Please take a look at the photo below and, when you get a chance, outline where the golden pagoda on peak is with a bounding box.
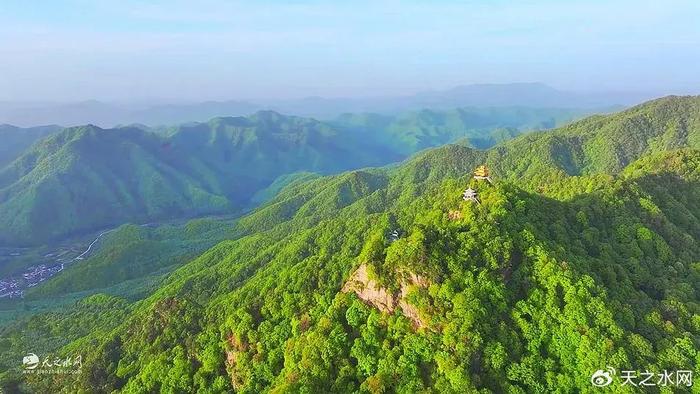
[474,165,489,178]
[473,165,493,184]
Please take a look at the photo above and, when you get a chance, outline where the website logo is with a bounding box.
[21,352,82,375]
[22,353,40,370]
[591,367,615,387]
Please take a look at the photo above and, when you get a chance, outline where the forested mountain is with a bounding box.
[24,218,238,300]
[0,107,591,246]
[484,95,700,187]
[1,96,698,392]
[330,106,591,153]
[0,125,235,246]
[0,113,396,246]
[0,124,61,168]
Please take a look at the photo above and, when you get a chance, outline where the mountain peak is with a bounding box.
[251,109,288,120]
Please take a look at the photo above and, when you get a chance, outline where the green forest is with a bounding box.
[0,96,698,392]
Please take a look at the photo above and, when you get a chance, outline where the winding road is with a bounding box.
[74,229,115,260]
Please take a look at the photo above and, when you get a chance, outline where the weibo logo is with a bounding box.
[591,367,616,387]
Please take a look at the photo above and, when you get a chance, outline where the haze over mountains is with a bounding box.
[0,83,644,128]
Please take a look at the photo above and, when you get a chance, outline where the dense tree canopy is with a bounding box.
[1,96,699,392]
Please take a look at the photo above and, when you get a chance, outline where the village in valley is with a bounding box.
[0,242,91,299]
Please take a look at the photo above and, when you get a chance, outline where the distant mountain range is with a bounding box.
[0,106,591,246]
[0,112,387,245]
[0,83,644,127]
[330,106,593,153]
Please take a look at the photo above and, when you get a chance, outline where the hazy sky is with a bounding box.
[1,0,699,101]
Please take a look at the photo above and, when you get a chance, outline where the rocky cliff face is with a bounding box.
[342,264,428,328]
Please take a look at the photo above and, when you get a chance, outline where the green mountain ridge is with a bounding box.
[330,106,594,154]
[0,124,61,168]
[487,95,700,179]
[23,217,238,300]
[1,96,698,392]
[0,125,234,245]
[260,96,700,218]
[0,115,393,246]
[0,106,597,246]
